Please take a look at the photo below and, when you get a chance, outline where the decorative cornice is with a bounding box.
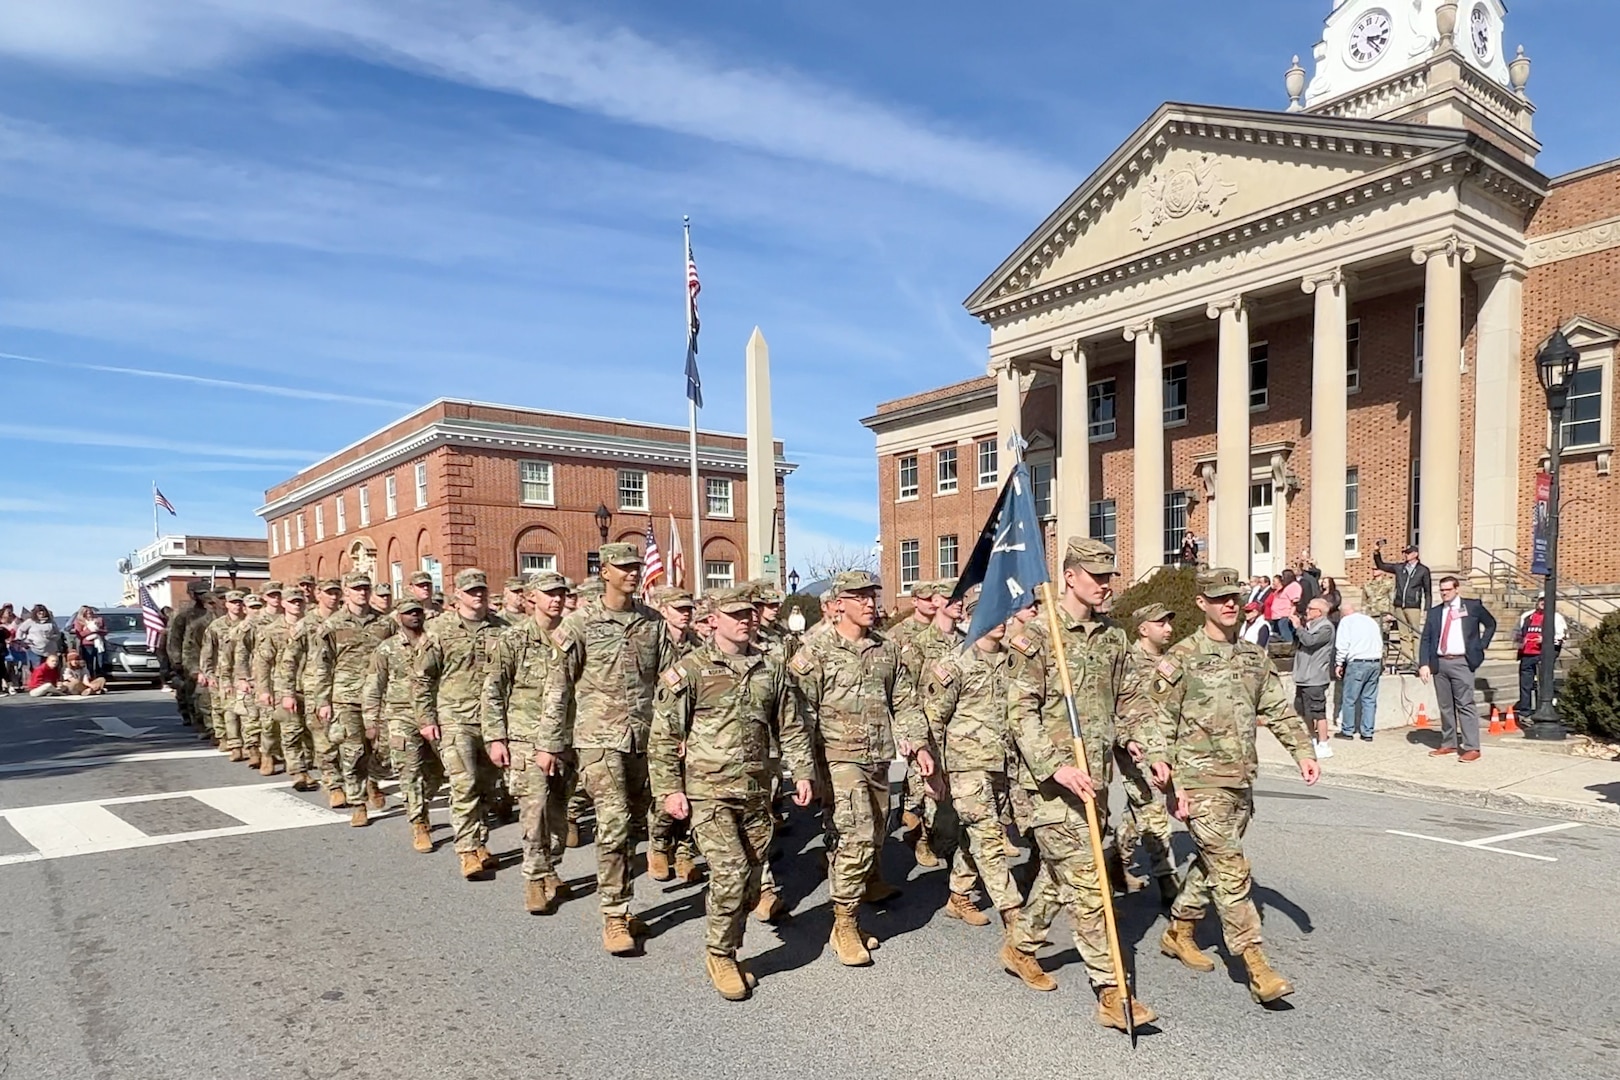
[1205,295,1249,321]
[1526,215,1620,268]
[257,419,797,519]
[1300,267,1345,294]
[1411,234,1479,265]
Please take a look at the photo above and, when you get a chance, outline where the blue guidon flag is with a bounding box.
[950,459,1049,645]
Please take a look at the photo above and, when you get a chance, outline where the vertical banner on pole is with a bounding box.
[1531,470,1551,576]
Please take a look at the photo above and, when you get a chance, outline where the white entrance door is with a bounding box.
[1250,481,1276,578]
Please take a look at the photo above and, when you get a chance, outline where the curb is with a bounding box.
[1257,761,1620,829]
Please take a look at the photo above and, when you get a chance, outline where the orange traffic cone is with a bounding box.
[1504,706,1521,734]
[1487,707,1504,736]
[1414,704,1431,729]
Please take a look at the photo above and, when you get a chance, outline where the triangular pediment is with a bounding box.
[965,103,1475,316]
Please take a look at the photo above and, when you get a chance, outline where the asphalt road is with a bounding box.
[2,690,1616,1080]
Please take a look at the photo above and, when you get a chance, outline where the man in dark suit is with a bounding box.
[1418,575,1498,762]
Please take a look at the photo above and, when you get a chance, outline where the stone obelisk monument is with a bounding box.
[745,327,778,583]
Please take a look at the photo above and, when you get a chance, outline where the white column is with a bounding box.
[1413,236,1475,571]
[995,358,1022,484]
[1125,320,1163,579]
[1470,263,1525,576]
[1304,269,1349,580]
[1208,296,1251,576]
[1054,340,1091,549]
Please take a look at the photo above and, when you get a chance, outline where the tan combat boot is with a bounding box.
[829,902,871,967]
[524,880,550,915]
[292,772,317,792]
[998,942,1056,992]
[603,915,636,956]
[914,833,939,868]
[647,848,673,881]
[1242,946,1294,1003]
[258,755,276,777]
[459,851,484,880]
[476,845,498,871]
[943,892,991,926]
[349,805,368,828]
[245,748,261,768]
[411,822,433,853]
[544,873,571,901]
[1159,918,1215,972]
[752,888,784,923]
[565,819,582,848]
[705,953,749,1001]
[367,781,385,811]
[674,855,701,884]
[1096,986,1157,1031]
[327,789,346,810]
[227,748,245,763]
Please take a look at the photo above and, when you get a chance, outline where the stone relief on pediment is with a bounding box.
[1129,153,1240,241]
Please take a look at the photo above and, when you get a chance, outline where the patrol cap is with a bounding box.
[710,586,757,616]
[374,583,391,597]
[1196,567,1246,599]
[1133,603,1175,625]
[261,581,284,596]
[1065,537,1118,576]
[408,571,434,587]
[751,583,784,605]
[295,574,317,588]
[934,578,960,602]
[284,593,307,605]
[503,576,526,593]
[318,578,342,593]
[187,580,209,595]
[657,587,696,610]
[455,568,489,592]
[832,570,880,596]
[224,590,246,603]
[396,598,425,615]
[576,576,605,598]
[526,571,569,594]
[599,543,642,567]
[244,593,265,609]
[909,580,938,600]
[342,571,372,588]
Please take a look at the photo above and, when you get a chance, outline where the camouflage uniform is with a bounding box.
[166,591,207,726]
[541,548,671,918]
[650,616,701,870]
[279,586,342,795]
[1115,638,1177,882]
[310,576,396,806]
[413,576,508,855]
[651,602,814,965]
[365,628,441,825]
[235,595,270,760]
[251,605,303,772]
[887,589,936,829]
[199,603,248,750]
[899,616,963,861]
[182,600,218,735]
[922,638,1022,914]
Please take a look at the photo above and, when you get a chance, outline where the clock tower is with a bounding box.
[1285,0,1538,163]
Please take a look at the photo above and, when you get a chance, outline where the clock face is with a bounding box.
[1470,4,1493,62]
[1347,8,1392,68]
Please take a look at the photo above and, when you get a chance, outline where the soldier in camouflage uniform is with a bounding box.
[279,578,345,807]
[542,544,670,954]
[166,582,208,729]
[364,598,440,852]
[500,577,529,630]
[241,585,281,774]
[407,570,442,617]
[898,580,963,869]
[1129,567,1320,1004]
[235,592,269,767]
[414,568,509,881]
[199,591,249,758]
[1116,603,1180,904]
[998,538,1158,1032]
[311,572,396,826]
[789,570,935,967]
[647,586,702,884]
[182,592,220,741]
[921,593,1022,929]
[748,580,795,921]
[261,592,317,790]
[889,581,938,846]
[481,571,573,912]
[651,587,815,1000]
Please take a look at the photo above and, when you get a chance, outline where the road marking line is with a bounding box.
[1465,822,1584,846]
[1386,829,1559,862]
[190,786,338,829]
[4,802,149,857]
[0,749,219,776]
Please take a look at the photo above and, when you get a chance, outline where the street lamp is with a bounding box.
[1527,330,1579,741]
[225,555,240,589]
[594,503,612,544]
[788,568,800,595]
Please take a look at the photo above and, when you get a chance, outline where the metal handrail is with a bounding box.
[1457,545,1609,637]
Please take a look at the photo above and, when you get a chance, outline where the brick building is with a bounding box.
[865,3,1620,606]
[257,399,793,596]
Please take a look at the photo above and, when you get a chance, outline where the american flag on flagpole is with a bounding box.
[667,511,685,589]
[138,583,166,649]
[643,520,666,596]
[684,222,703,408]
[154,486,176,515]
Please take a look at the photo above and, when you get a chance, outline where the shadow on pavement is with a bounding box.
[1587,781,1620,805]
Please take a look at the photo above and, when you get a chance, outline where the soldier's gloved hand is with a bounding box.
[664,792,690,821]
[1052,764,1096,801]
[1299,759,1321,785]
[535,749,562,775]
[281,696,297,712]
[791,779,813,807]
[487,739,510,768]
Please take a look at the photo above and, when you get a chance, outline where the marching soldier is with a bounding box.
[501,577,529,630]
[408,571,442,617]
[414,569,509,881]
[788,570,935,967]
[898,580,962,868]
[541,544,671,955]
[199,591,249,759]
[311,572,396,826]
[372,583,394,614]
[244,583,285,777]
[264,592,317,790]
[282,579,346,806]
[921,593,1022,929]
[1116,604,1181,903]
[364,598,441,852]
[648,586,701,884]
[481,571,574,912]
[237,592,267,768]
[181,589,220,739]
[999,538,1158,1032]
[166,581,208,728]
[650,586,815,1000]
[1130,567,1320,1004]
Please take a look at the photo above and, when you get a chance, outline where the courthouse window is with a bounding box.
[1030,461,1053,518]
[618,469,648,512]
[1162,491,1189,566]
[385,475,398,519]
[1088,380,1116,439]
[1414,302,1426,378]
[391,562,403,598]
[520,461,554,505]
[520,553,556,575]
[282,520,291,552]
[1089,499,1117,549]
[1345,467,1360,557]
[296,513,305,549]
[314,505,325,542]
[706,477,733,517]
[1163,363,1188,425]
[936,447,958,494]
[358,485,370,527]
[897,455,919,499]
[1249,343,1269,409]
[704,560,735,590]
[1562,367,1603,448]
[937,535,959,579]
[414,462,428,509]
[977,439,998,487]
[899,540,920,592]
[336,494,347,535]
[1409,459,1421,549]
[270,525,278,556]
[1347,320,1362,393]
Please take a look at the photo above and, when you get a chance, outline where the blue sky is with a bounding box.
[1,0,1615,608]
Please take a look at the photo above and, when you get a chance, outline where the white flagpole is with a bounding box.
[685,216,704,597]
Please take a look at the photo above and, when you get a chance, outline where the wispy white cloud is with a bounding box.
[0,497,65,513]
[0,423,319,462]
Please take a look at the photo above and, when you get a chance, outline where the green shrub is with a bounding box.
[1107,566,1203,646]
[1561,610,1620,740]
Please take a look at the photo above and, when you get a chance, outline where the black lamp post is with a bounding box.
[1527,330,1578,740]
[788,568,800,595]
[594,504,612,544]
[225,555,240,589]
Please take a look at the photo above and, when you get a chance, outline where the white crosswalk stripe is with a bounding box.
[0,783,348,866]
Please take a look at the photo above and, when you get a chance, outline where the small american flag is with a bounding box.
[138,583,166,649]
[684,222,703,408]
[153,486,176,515]
[643,520,665,596]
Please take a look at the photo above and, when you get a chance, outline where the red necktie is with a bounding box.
[1440,605,1457,656]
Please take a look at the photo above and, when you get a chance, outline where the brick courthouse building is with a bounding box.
[867,2,1620,603]
[258,399,792,596]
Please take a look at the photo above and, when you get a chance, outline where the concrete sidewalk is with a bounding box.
[1257,716,1620,827]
